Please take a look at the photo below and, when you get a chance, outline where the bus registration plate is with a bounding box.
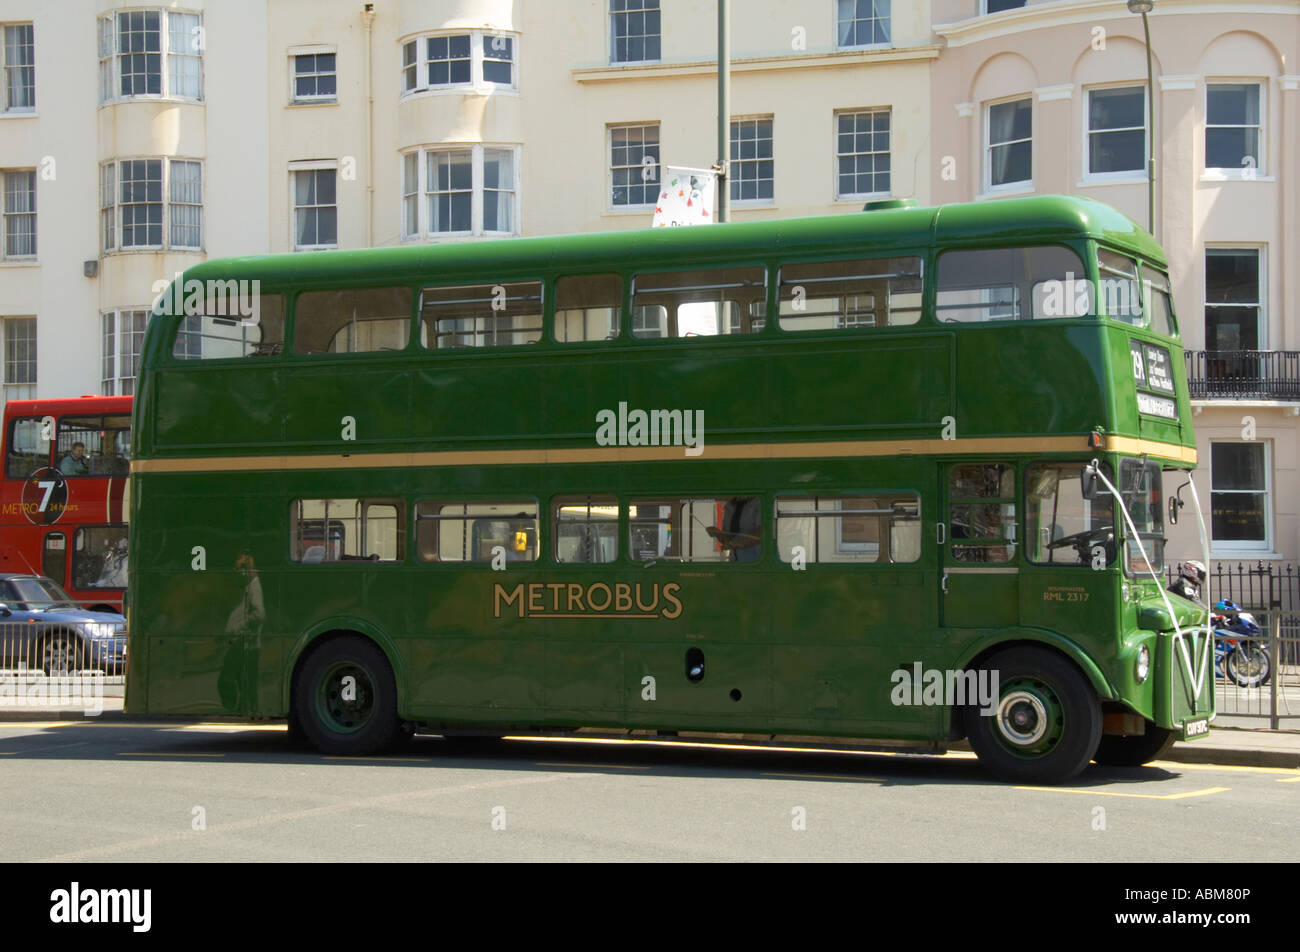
[1182,717,1210,740]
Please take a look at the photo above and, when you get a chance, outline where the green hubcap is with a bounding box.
[994,676,1065,758]
[316,662,376,734]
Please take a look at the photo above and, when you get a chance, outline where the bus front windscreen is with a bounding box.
[1026,462,1115,567]
[1120,458,1164,575]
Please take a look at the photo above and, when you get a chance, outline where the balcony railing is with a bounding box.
[1185,350,1300,401]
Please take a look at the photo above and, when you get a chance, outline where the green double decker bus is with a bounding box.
[126,195,1213,783]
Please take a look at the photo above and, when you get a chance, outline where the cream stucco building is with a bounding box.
[0,0,1297,563]
[929,0,1299,565]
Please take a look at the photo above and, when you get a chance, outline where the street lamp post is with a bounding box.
[1127,0,1156,236]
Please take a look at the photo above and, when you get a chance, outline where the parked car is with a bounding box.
[0,575,127,674]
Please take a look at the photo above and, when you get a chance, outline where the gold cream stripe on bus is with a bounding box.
[131,435,1197,475]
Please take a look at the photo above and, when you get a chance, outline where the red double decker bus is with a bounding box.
[0,395,131,612]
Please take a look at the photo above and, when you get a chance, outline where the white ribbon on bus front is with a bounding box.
[1090,460,1213,702]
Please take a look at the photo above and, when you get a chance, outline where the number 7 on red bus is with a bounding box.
[0,395,131,612]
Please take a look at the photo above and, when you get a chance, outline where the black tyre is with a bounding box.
[1225,644,1270,688]
[41,635,77,676]
[963,646,1101,784]
[293,636,400,755]
[1092,722,1176,766]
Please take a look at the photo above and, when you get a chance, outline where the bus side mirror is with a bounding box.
[1081,464,1099,501]
[1169,481,1188,526]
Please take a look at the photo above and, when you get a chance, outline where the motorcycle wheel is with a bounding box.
[1225,643,1270,688]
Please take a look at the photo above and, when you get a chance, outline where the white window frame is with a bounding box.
[834,0,892,51]
[1203,79,1265,180]
[984,96,1033,194]
[1083,84,1148,183]
[289,160,339,251]
[730,115,775,205]
[1,168,36,259]
[1204,244,1266,352]
[0,315,36,403]
[399,30,519,97]
[982,0,1027,14]
[100,309,149,396]
[2,22,36,114]
[608,123,661,211]
[399,145,520,240]
[289,45,338,105]
[99,157,203,253]
[834,108,892,202]
[1209,439,1272,556]
[609,0,661,65]
[98,9,204,105]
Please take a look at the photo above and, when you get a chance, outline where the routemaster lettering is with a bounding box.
[494,581,682,619]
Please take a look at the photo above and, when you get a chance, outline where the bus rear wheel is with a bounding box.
[294,636,400,755]
[963,646,1101,784]
[1092,722,1175,766]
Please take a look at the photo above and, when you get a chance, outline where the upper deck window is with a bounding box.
[936,246,1088,322]
[5,416,47,478]
[631,267,766,338]
[56,415,131,478]
[294,287,412,355]
[173,291,286,359]
[420,282,542,349]
[1143,267,1176,338]
[555,274,622,343]
[1097,250,1142,327]
[778,257,921,331]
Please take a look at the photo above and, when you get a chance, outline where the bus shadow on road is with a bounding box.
[0,723,1195,789]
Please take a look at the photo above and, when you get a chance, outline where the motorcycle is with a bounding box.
[1211,599,1271,688]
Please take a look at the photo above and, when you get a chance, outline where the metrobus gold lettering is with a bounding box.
[494,581,683,619]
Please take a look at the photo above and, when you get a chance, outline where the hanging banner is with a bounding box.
[652,166,717,228]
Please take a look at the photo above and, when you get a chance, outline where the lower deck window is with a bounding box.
[776,494,920,563]
[292,499,405,562]
[417,500,538,562]
[73,524,129,589]
[554,495,618,563]
[629,496,761,562]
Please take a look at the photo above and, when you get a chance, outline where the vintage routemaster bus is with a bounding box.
[125,195,1214,783]
[1,395,131,612]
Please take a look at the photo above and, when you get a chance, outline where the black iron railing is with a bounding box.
[1185,350,1300,401]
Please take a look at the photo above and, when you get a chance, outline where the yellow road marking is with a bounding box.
[761,772,884,783]
[1278,776,1300,783]
[0,721,284,731]
[534,762,651,770]
[1151,761,1299,777]
[1017,785,1230,800]
[117,751,225,758]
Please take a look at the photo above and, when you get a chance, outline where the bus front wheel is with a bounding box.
[964,647,1101,784]
[294,636,400,755]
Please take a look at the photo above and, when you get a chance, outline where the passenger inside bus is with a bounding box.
[706,497,761,562]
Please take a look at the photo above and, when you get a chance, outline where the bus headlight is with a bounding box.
[1135,645,1151,683]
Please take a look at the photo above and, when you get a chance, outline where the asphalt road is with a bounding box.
[1,721,1296,862]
